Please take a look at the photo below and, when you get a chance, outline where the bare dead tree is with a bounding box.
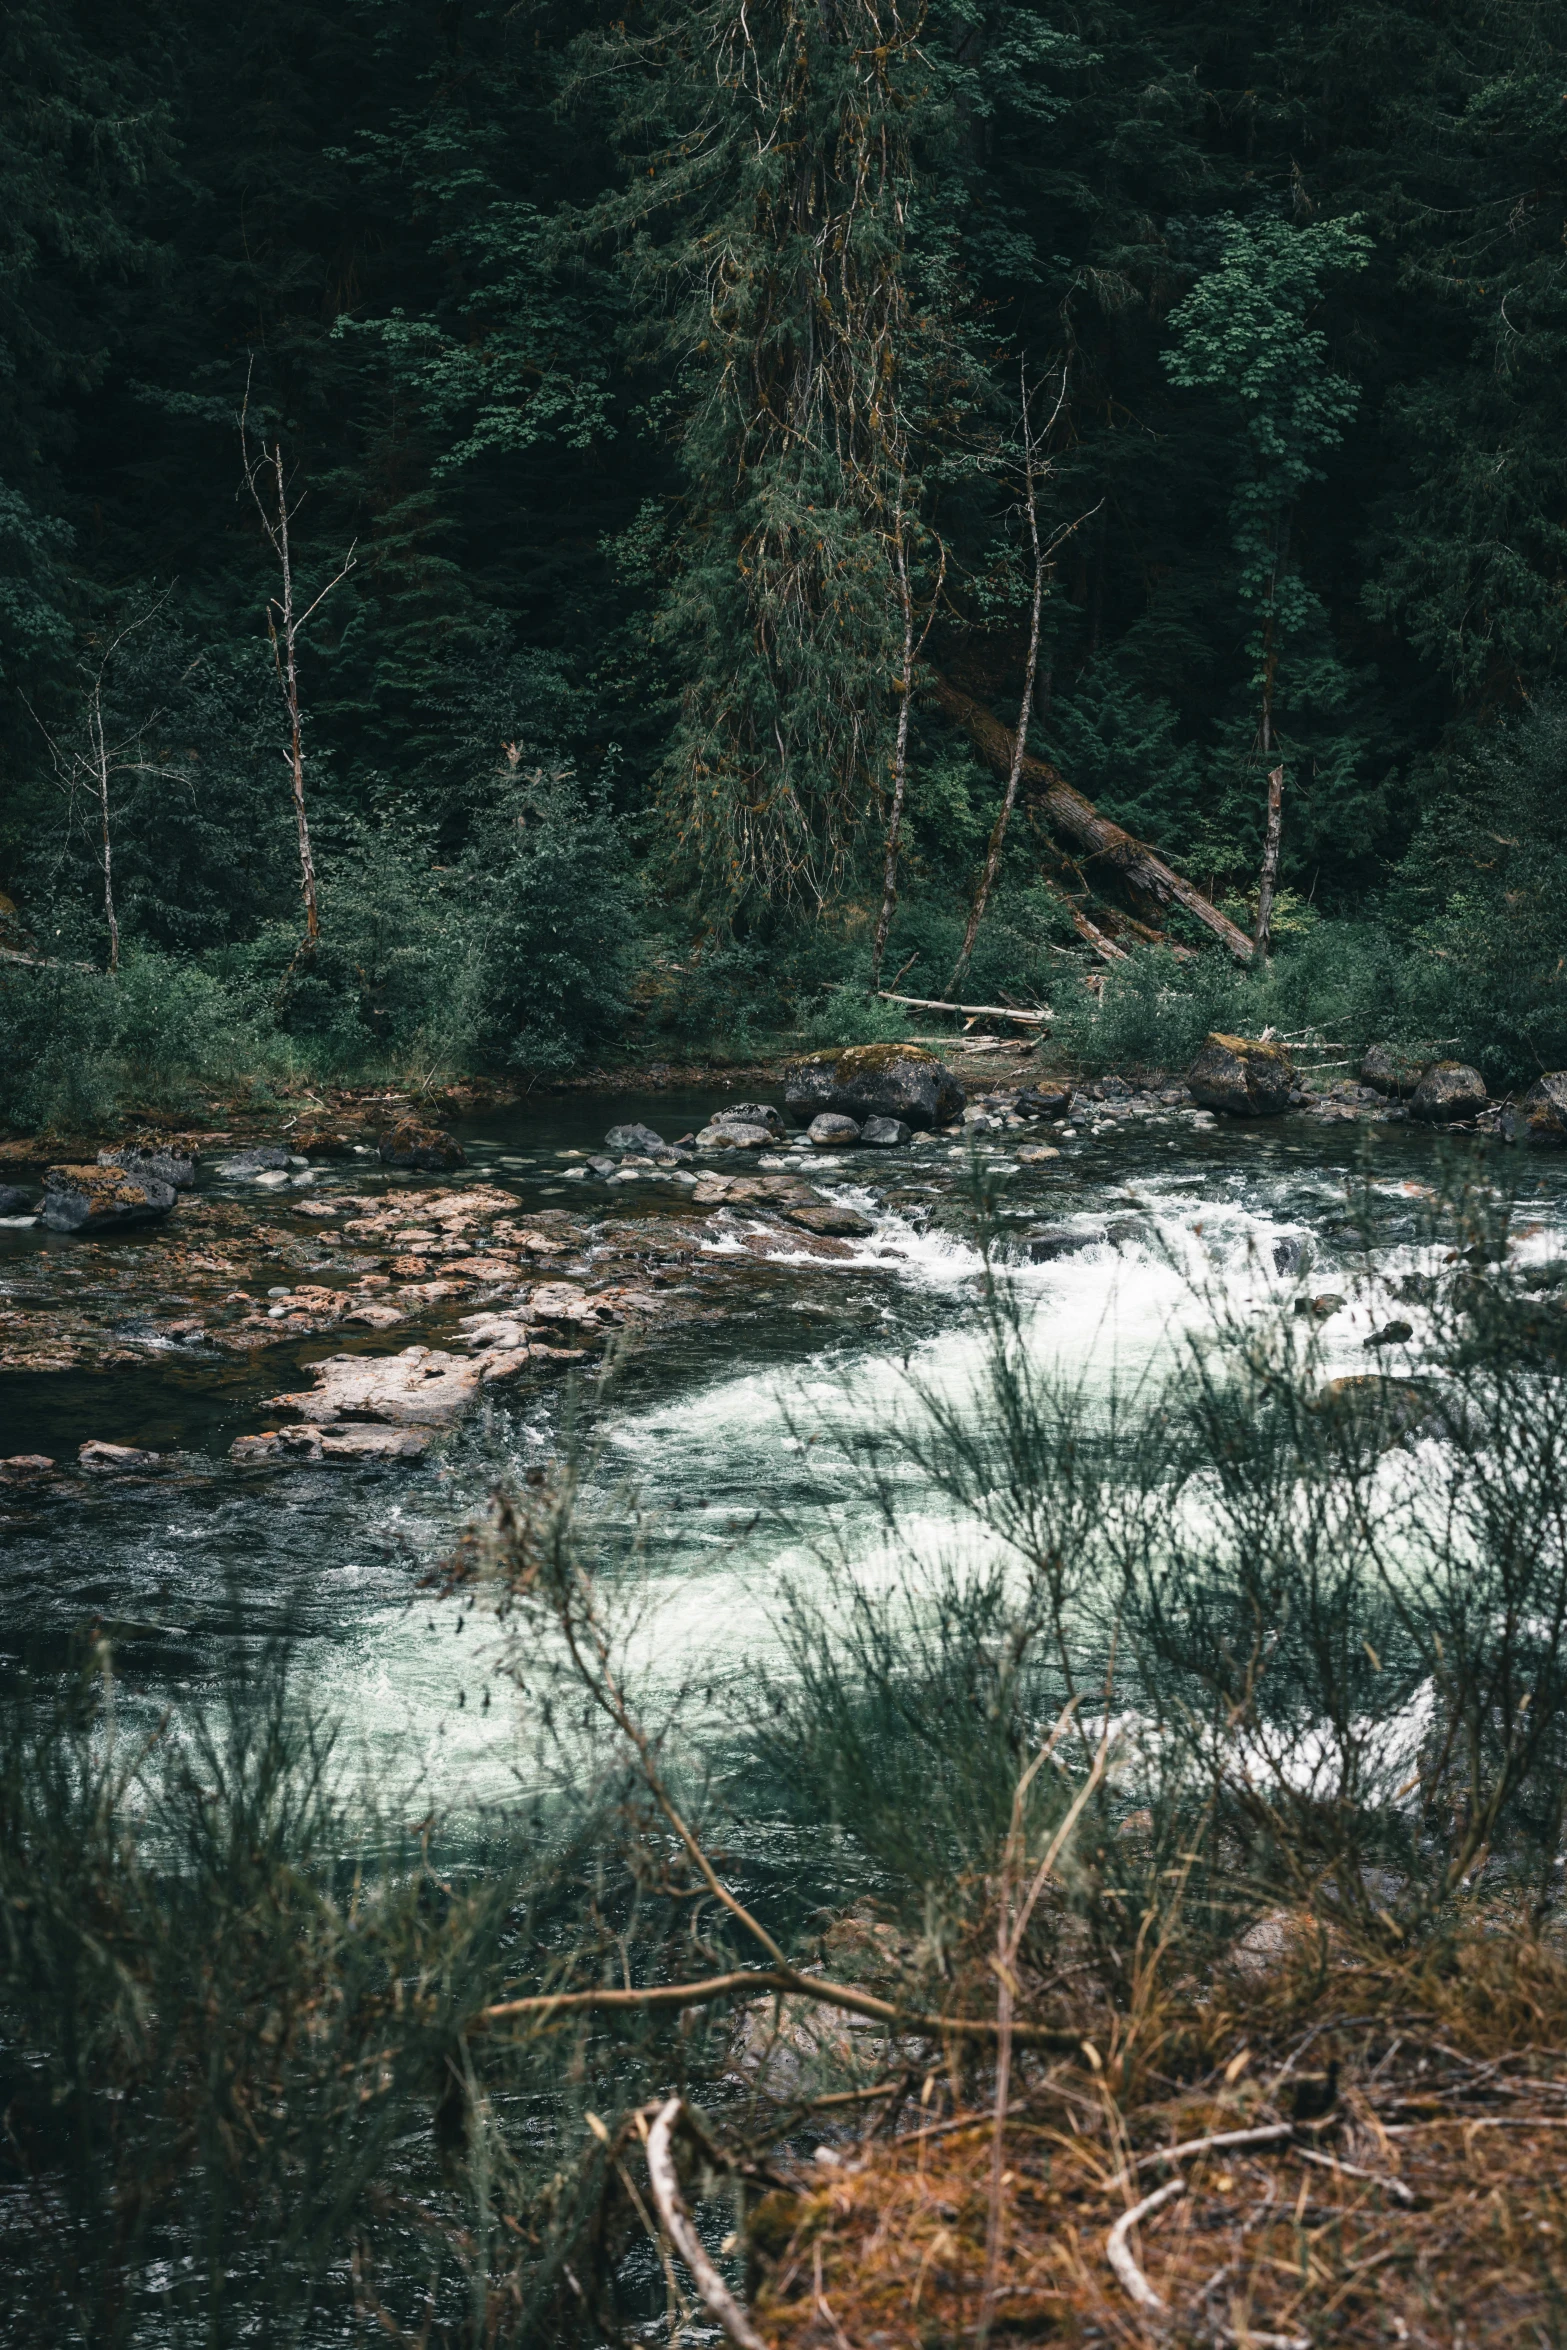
[239,374,356,955]
[870,489,946,991]
[27,592,183,974]
[948,368,1088,995]
[1254,762,1284,956]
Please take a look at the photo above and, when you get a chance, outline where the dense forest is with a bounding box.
[5,0,1567,1124]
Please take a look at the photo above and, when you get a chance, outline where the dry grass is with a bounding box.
[745,1907,1567,2348]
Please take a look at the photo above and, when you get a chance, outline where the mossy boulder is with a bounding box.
[1519,1072,1567,1143]
[1186,1033,1294,1117]
[41,1163,177,1234]
[1409,1060,1487,1124]
[782,1042,964,1130]
[1361,1043,1430,1098]
[378,1119,465,1171]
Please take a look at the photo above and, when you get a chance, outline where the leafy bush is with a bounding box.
[0,948,271,1132]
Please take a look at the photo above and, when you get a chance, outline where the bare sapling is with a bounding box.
[871,487,946,991]
[949,368,1087,995]
[27,591,183,974]
[239,374,356,956]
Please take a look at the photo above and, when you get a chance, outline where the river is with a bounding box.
[3,1080,1561,1821]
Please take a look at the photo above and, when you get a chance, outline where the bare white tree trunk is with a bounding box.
[241,377,354,957]
[89,673,120,973]
[871,491,945,992]
[950,370,1084,994]
[1255,761,1284,957]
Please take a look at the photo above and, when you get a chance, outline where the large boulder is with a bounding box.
[724,1101,786,1139]
[0,1184,36,1216]
[782,1043,964,1132]
[379,1119,465,1171]
[1409,1060,1487,1125]
[1360,1044,1429,1099]
[1186,1033,1294,1117]
[99,1144,196,1190]
[41,1163,177,1235]
[1519,1072,1567,1144]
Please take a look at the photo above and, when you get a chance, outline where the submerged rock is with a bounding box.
[606,1121,667,1155]
[379,1119,465,1171]
[213,1146,290,1175]
[783,1042,964,1131]
[785,1200,876,1239]
[1518,1071,1567,1143]
[1186,1033,1294,1117]
[1409,1060,1487,1124]
[41,1163,177,1234]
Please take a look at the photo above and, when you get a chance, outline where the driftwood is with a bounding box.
[645,2099,771,2350]
[930,675,1255,963]
[1106,2175,1186,2312]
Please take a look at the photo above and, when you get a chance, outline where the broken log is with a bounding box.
[930,675,1255,964]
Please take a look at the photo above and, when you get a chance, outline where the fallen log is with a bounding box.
[930,675,1254,964]
[875,991,1049,1025]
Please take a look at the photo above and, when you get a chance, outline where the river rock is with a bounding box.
[78,1440,168,1474]
[1360,1043,1429,1098]
[786,1200,876,1238]
[99,1144,197,1190]
[606,1122,666,1155]
[1518,1071,1567,1143]
[1015,1143,1061,1165]
[379,1119,465,1171]
[0,1455,57,1483]
[213,1146,290,1175]
[859,1116,910,1147]
[724,1101,786,1139]
[41,1163,177,1234]
[695,1121,773,1150]
[783,1042,965,1131]
[232,1422,434,1465]
[1016,1082,1074,1120]
[1314,1374,1444,1447]
[807,1112,862,1147]
[0,1184,35,1215]
[1025,1226,1102,1262]
[1408,1060,1487,1124]
[1186,1033,1294,1117]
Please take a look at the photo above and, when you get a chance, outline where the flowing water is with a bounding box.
[4,1089,1564,1817]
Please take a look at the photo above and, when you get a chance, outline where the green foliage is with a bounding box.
[0,949,271,1132]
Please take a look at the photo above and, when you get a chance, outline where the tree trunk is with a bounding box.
[1255,763,1284,957]
[930,674,1255,963]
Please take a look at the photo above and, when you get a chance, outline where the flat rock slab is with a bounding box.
[263,1344,512,1429]
[232,1422,435,1465]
